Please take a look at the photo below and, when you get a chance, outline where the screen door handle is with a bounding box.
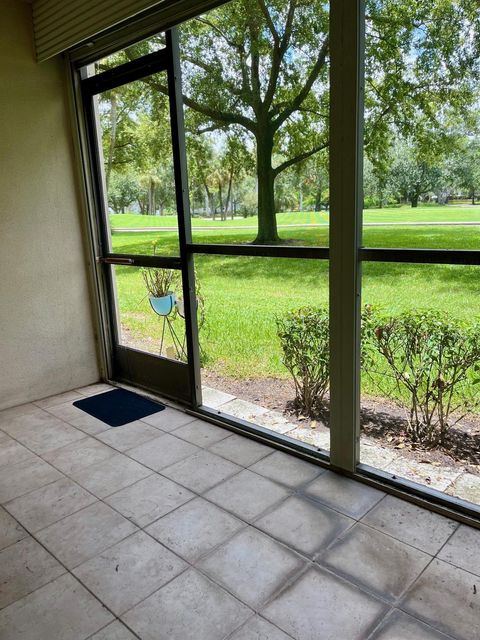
[98,257,135,265]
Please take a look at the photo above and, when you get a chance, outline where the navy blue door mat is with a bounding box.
[73,388,165,427]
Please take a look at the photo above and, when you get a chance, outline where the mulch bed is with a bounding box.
[202,370,480,474]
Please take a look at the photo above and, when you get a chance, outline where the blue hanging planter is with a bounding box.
[149,293,176,317]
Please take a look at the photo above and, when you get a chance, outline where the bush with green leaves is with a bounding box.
[276,306,330,416]
[365,309,480,446]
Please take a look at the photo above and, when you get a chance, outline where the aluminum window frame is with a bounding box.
[68,0,480,526]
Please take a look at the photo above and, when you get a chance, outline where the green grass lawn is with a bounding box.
[109,204,480,251]
[109,204,480,229]
[112,205,480,391]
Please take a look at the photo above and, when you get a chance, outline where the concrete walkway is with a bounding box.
[112,220,480,232]
[202,385,480,506]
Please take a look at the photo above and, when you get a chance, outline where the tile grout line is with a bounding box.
[3,456,474,640]
[0,502,185,639]
[364,607,459,640]
[2,449,382,632]
[2,419,468,585]
[1,390,477,640]
[0,418,269,624]
[1,478,99,537]
[83,618,143,640]
[348,519,444,557]
[0,407,473,572]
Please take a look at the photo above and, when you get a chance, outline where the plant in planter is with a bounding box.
[142,266,180,316]
[141,242,207,362]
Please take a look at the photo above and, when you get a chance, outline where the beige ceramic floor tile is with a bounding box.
[37,501,138,569]
[4,477,96,532]
[321,523,431,601]
[127,433,200,471]
[362,494,458,555]
[204,469,290,522]
[89,621,138,639]
[123,569,250,640]
[0,409,84,454]
[97,421,161,452]
[41,437,115,475]
[0,457,62,504]
[371,610,455,639]
[0,573,113,640]
[140,407,197,431]
[0,506,28,551]
[198,527,304,609]
[401,559,480,640]
[229,616,293,640]
[73,531,187,615]
[146,496,244,562]
[250,451,324,488]
[34,391,84,408]
[75,383,115,397]
[172,419,231,448]
[105,473,194,527]
[0,403,39,426]
[255,496,354,557]
[45,401,112,435]
[0,537,65,609]
[263,567,386,640]
[69,453,152,499]
[437,524,480,577]
[208,434,274,467]
[0,435,36,469]
[302,470,385,518]
[162,449,242,493]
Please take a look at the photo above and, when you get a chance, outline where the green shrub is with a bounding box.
[276,306,329,416]
[366,309,480,445]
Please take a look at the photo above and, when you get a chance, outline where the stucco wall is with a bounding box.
[0,0,100,409]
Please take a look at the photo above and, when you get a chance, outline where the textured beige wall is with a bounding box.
[0,0,100,409]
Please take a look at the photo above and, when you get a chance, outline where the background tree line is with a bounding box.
[99,0,480,228]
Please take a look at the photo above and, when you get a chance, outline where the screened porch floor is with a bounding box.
[0,384,478,640]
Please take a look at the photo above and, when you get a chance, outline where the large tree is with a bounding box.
[389,142,443,207]
[177,0,329,242]
[117,0,480,241]
[175,0,480,242]
[448,138,480,204]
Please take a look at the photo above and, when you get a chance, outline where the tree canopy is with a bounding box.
[97,0,480,237]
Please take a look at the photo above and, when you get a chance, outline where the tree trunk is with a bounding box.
[105,93,117,190]
[315,172,324,211]
[225,174,233,219]
[148,178,154,215]
[204,187,209,217]
[411,195,419,208]
[203,182,214,219]
[299,184,303,212]
[254,129,279,243]
[218,183,225,221]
